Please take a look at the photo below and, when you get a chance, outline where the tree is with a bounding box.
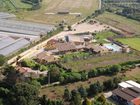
[64,88,71,101]
[71,90,82,105]
[49,68,60,82]
[88,69,98,78]
[89,81,103,96]
[11,83,39,105]
[97,94,106,104]
[109,65,121,75]
[3,65,21,85]
[82,98,91,105]
[0,55,6,66]
[78,86,87,98]
[0,98,3,105]
[68,25,72,31]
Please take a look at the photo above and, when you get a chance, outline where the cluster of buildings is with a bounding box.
[112,80,140,105]
[43,34,130,56]
[0,12,55,56]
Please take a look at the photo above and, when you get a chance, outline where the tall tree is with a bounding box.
[64,88,71,101]
[11,83,39,105]
[0,55,6,66]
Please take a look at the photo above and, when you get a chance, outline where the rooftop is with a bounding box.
[36,51,57,62]
[55,42,77,52]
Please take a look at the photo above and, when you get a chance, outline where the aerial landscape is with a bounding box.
[0,0,140,105]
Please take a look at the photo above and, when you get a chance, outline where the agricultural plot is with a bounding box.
[95,31,117,43]
[14,0,99,25]
[0,0,31,12]
[60,53,140,72]
[117,38,140,51]
[95,12,140,36]
[102,0,140,21]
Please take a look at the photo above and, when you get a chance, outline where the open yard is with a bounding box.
[14,0,99,25]
[60,52,140,72]
[95,12,140,36]
[117,38,140,51]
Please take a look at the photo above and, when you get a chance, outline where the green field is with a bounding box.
[11,0,32,9]
[95,12,140,35]
[95,31,117,43]
[11,0,99,25]
[0,0,31,12]
[117,38,140,51]
[60,53,140,72]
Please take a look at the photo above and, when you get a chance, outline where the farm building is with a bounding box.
[0,19,55,36]
[0,37,30,56]
[36,51,58,63]
[55,42,77,54]
[0,12,56,56]
[112,80,140,105]
[17,66,48,78]
[85,44,109,54]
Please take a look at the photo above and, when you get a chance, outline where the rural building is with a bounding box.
[55,42,77,54]
[85,44,108,54]
[112,80,140,105]
[36,51,58,63]
[0,19,55,36]
[44,39,58,50]
[0,37,30,56]
[17,67,48,78]
[122,45,130,53]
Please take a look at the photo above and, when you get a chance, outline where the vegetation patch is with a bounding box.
[95,31,117,43]
[60,52,140,72]
[117,38,140,51]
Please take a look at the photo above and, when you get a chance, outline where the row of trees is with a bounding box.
[59,60,136,84]
[103,0,140,21]
[63,77,120,105]
[19,58,140,86]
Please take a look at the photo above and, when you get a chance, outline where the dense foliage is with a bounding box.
[102,0,140,21]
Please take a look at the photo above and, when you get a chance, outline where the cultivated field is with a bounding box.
[60,52,140,72]
[95,12,140,36]
[15,0,99,25]
[117,38,140,51]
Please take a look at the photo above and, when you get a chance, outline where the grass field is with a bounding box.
[95,31,117,43]
[95,12,140,36]
[117,38,140,51]
[60,52,140,72]
[13,0,99,25]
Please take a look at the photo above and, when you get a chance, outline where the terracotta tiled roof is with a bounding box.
[55,42,77,52]
[132,98,140,105]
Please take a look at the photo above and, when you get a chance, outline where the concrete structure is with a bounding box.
[0,37,30,56]
[112,80,140,105]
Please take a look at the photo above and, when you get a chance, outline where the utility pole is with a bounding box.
[48,70,50,85]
